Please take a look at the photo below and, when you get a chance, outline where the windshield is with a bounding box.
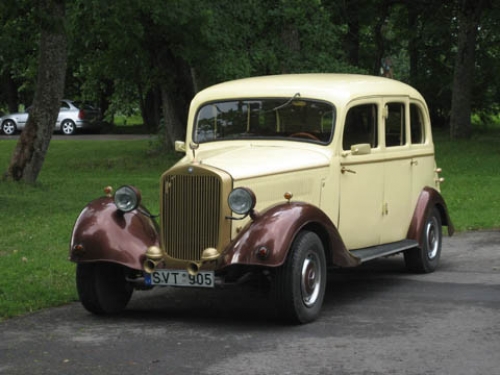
[193,98,335,144]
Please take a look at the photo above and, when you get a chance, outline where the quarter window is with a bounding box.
[410,103,425,144]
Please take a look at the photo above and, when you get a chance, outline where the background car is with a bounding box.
[0,99,101,135]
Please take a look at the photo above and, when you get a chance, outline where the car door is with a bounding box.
[338,100,384,249]
[380,100,413,244]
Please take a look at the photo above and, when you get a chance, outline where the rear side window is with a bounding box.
[410,103,425,144]
[385,103,406,147]
[343,104,378,150]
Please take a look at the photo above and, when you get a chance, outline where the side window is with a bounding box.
[410,103,425,144]
[385,102,406,147]
[60,102,70,111]
[343,104,378,150]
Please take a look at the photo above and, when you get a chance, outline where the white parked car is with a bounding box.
[0,99,101,135]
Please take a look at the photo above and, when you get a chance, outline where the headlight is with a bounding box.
[114,185,141,212]
[228,187,256,216]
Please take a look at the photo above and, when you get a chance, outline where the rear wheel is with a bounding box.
[404,206,442,273]
[273,231,326,324]
[61,119,76,135]
[2,120,17,135]
[76,262,133,314]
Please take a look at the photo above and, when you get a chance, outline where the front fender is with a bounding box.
[407,187,455,246]
[220,202,360,270]
[69,197,160,270]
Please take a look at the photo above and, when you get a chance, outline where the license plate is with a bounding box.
[145,269,215,288]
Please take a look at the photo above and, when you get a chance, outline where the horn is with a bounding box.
[187,262,202,276]
[143,258,161,273]
[144,246,163,273]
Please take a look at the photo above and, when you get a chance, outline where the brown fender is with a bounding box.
[407,187,455,246]
[69,197,160,270]
[220,202,360,269]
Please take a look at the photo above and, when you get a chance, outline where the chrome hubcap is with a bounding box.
[426,216,440,259]
[301,251,321,307]
[62,122,74,134]
[3,122,15,135]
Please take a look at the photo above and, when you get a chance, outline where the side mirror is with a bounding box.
[350,143,371,155]
[175,141,186,152]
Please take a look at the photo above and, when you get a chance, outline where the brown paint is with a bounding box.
[69,197,160,270]
[219,202,360,270]
[407,187,455,246]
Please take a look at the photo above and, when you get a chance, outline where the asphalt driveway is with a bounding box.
[1,231,499,375]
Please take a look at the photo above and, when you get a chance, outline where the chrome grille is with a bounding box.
[162,171,222,261]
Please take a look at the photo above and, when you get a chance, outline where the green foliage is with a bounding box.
[0,139,179,320]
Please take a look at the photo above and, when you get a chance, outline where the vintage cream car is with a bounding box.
[70,74,453,323]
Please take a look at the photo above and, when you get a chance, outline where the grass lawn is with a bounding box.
[0,131,499,321]
[0,138,179,320]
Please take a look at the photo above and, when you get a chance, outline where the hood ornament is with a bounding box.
[189,142,200,162]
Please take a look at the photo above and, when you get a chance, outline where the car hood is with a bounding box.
[195,144,330,180]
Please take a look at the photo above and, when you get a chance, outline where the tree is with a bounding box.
[3,0,67,184]
[450,0,488,139]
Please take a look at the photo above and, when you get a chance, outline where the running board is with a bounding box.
[350,239,418,263]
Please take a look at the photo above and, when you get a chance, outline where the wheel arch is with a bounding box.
[70,197,160,270]
[407,187,454,247]
[220,202,360,270]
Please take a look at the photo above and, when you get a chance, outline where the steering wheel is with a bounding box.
[289,132,320,141]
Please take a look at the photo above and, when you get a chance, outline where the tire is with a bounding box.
[273,231,327,324]
[2,120,17,135]
[61,119,76,135]
[76,262,133,315]
[404,206,442,273]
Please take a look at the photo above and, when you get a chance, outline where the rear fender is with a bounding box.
[407,187,454,246]
[69,197,160,270]
[220,202,360,269]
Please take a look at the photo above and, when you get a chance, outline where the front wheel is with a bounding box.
[76,262,133,315]
[273,231,327,324]
[404,206,442,273]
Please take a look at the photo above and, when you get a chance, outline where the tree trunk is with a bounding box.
[373,2,391,76]
[450,0,484,139]
[344,0,360,66]
[160,84,182,152]
[3,0,67,184]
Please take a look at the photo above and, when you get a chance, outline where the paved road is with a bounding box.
[0,134,152,141]
[1,231,499,375]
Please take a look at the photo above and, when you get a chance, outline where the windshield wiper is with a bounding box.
[271,92,301,111]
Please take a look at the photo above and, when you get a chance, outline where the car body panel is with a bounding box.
[69,197,160,270]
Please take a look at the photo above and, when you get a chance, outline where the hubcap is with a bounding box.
[300,251,321,307]
[62,121,74,134]
[425,216,440,259]
[3,121,15,135]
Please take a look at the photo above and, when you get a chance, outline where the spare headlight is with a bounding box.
[114,185,141,212]
[228,187,256,216]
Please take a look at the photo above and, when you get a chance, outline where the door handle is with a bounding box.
[341,166,356,174]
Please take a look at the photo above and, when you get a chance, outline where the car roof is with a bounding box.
[192,73,425,107]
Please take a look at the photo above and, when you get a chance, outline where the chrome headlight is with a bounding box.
[114,185,141,212]
[228,187,256,216]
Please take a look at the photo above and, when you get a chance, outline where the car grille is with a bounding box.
[161,165,232,261]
